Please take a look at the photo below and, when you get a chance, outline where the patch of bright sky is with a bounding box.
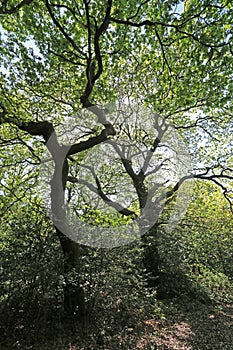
[173,1,184,16]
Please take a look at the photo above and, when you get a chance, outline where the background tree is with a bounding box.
[158,180,233,299]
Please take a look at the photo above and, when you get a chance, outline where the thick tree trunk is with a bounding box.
[142,225,160,287]
[56,228,85,319]
[19,112,115,320]
[136,178,161,287]
[48,147,85,318]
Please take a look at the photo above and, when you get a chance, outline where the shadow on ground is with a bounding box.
[1,270,232,349]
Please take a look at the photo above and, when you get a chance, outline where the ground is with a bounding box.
[139,299,233,350]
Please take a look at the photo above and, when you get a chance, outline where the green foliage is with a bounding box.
[0,200,65,349]
[159,181,233,301]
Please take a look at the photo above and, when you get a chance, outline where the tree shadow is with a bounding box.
[152,297,233,350]
[145,270,233,349]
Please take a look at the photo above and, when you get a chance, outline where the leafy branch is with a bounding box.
[0,0,33,14]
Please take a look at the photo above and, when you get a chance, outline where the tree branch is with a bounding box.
[45,0,86,57]
[67,127,115,156]
[107,140,137,181]
[20,121,54,142]
[165,171,233,212]
[67,175,136,217]
[80,0,112,106]
[110,17,229,48]
[140,116,169,176]
[0,0,33,14]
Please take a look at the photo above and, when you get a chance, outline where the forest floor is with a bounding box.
[61,294,233,350]
[2,285,233,349]
[135,297,233,350]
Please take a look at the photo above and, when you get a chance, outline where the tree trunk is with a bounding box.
[56,228,86,319]
[136,178,161,287]
[142,224,160,287]
[48,148,85,319]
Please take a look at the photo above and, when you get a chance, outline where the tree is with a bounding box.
[158,180,233,300]
[1,0,233,317]
[179,181,233,280]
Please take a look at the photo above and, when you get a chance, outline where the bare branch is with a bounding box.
[107,140,137,181]
[67,175,137,217]
[140,116,169,175]
[83,0,93,99]
[165,170,233,212]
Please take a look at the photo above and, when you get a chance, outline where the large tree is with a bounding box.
[1,0,232,317]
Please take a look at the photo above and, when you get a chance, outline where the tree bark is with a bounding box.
[136,176,161,287]
[142,224,160,287]
[56,228,85,318]
[51,154,85,319]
